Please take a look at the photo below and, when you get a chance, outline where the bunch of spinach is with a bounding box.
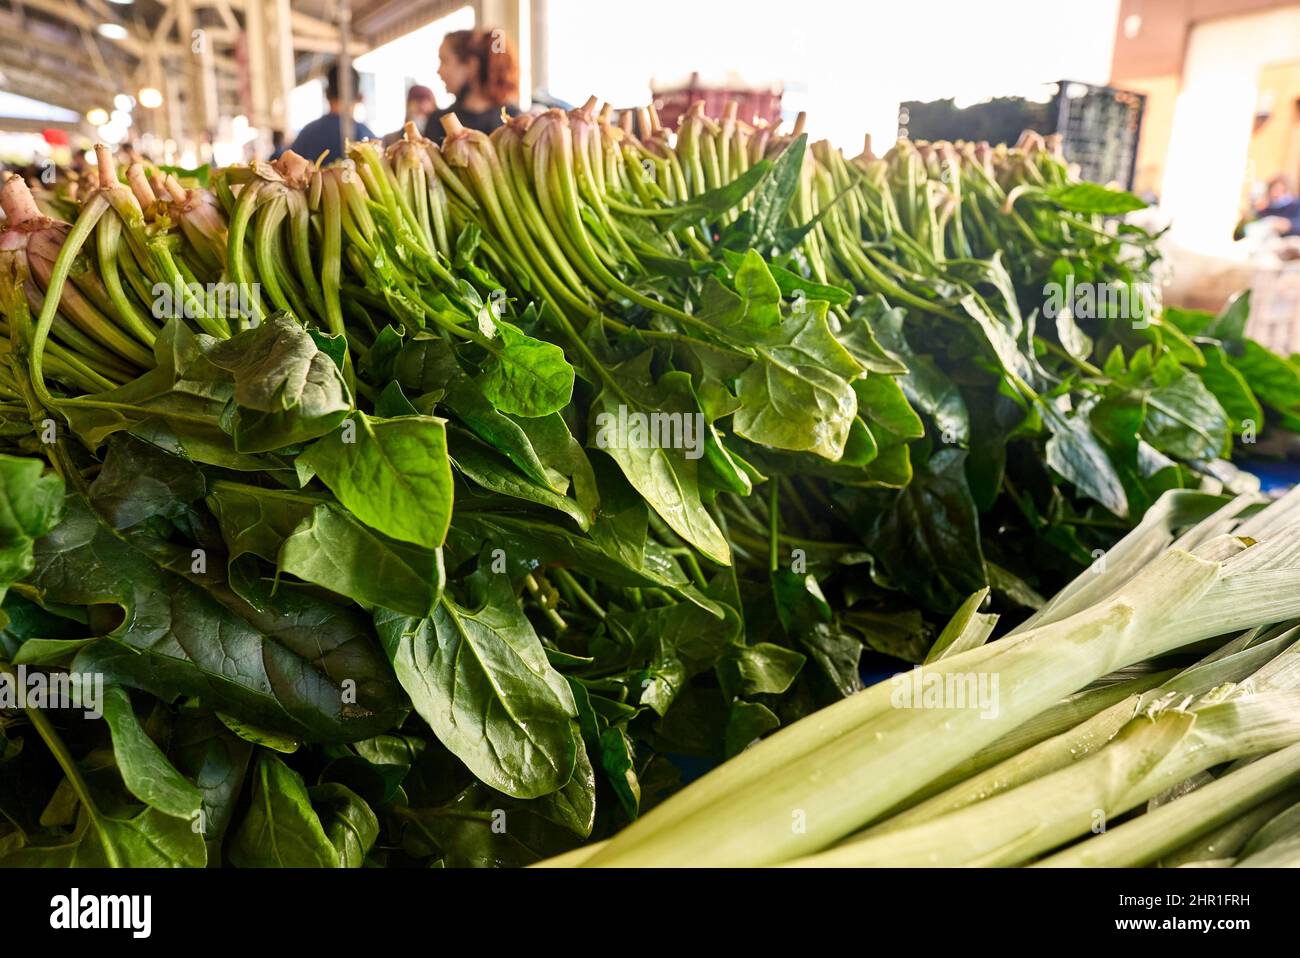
[1,109,1298,868]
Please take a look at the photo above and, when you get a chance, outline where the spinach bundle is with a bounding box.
[0,101,1297,868]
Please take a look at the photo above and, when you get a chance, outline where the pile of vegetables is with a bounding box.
[559,486,1300,866]
[1,97,1299,868]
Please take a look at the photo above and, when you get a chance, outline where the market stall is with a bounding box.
[2,0,1300,879]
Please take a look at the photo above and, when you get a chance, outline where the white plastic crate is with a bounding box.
[1246,263,1300,356]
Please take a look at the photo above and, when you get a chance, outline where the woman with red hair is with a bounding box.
[425,28,521,144]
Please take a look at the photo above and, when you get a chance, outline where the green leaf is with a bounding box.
[699,263,862,460]
[925,588,996,663]
[207,482,444,617]
[1230,339,1300,417]
[854,447,987,613]
[452,433,592,530]
[724,701,781,758]
[216,713,300,753]
[1041,401,1128,517]
[395,334,574,492]
[530,740,596,837]
[11,637,95,666]
[721,250,850,305]
[278,503,444,617]
[102,686,203,820]
[0,805,206,867]
[635,656,688,716]
[309,782,379,867]
[1207,290,1250,348]
[447,512,724,615]
[798,621,865,696]
[373,577,579,799]
[477,320,575,417]
[841,607,932,663]
[396,783,578,866]
[870,300,968,443]
[663,157,773,230]
[1162,306,1217,338]
[157,162,210,188]
[298,412,454,550]
[308,328,348,370]
[374,380,420,418]
[733,352,858,461]
[1046,182,1147,215]
[599,726,640,819]
[0,455,65,603]
[88,434,206,530]
[589,353,730,564]
[855,374,925,440]
[205,313,352,452]
[720,641,806,696]
[1199,343,1263,431]
[227,752,338,867]
[747,134,808,248]
[169,710,254,852]
[1143,367,1231,462]
[33,495,407,742]
[57,320,231,453]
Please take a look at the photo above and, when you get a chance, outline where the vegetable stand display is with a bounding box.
[2,99,1300,868]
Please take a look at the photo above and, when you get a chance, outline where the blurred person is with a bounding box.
[382,85,438,147]
[274,64,376,164]
[1256,174,1300,237]
[424,28,520,144]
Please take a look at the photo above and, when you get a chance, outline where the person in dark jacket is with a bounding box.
[424,28,520,144]
[1257,175,1300,238]
[382,85,438,147]
[275,64,376,163]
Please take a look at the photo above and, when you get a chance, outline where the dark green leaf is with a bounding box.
[373,577,579,800]
[205,313,352,452]
[227,752,338,867]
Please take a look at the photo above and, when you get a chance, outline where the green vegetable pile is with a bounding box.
[0,100,1298,867]
[566,486,1300,867]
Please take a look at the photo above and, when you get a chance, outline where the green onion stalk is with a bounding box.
[582,487,1300,866]
[793,683,1300,867]
[817,625,1300,859]
[1232,798,1300,866]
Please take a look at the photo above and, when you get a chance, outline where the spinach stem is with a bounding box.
[768,480,781,574]
[553,568,606,620]
[1,661,121,867]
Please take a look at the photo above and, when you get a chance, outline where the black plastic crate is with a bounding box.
[899,80,1146,190]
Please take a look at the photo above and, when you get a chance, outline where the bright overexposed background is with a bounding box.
[288,5,476,137]
[543,0,1122,151]
[1160,4,1300,250]
[286,0,1122,152]
[355,6,477,135]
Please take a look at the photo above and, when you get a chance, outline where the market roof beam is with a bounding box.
[0,45,121,100]
[0,115,80,133]
[0,63,100,115]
